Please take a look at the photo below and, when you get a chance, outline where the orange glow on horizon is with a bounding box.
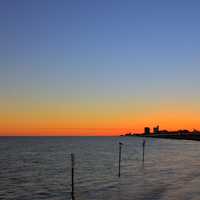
[1,97,200,136]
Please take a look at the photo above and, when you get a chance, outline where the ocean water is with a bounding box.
[1,136,200,200]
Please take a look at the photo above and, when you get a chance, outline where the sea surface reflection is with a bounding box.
[1,136,200,200]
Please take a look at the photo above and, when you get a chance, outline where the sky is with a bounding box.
[1,0,200,136]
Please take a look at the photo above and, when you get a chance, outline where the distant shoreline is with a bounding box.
[122,133,200,141]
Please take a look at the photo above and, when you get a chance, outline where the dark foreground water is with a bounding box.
[1,136,200,200]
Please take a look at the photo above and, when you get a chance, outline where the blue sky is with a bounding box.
[1,0,200,134]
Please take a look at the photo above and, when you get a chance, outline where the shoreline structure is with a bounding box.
[122,126,200,141]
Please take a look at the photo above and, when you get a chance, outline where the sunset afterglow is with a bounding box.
[1,1,200,136]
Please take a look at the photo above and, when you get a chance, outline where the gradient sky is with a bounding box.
[1,0,200,135]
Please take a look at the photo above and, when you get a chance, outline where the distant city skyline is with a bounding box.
[1,0,200,135]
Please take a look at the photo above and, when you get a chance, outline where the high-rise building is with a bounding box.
[144,127,150,135]
[153,126,159,134]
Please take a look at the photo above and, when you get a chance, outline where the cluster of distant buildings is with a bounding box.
[143,126,200,135]
[122,125,200,137]
[122,126,200,141]
[144,126,159,135]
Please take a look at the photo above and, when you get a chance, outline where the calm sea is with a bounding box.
[1,136,200,200]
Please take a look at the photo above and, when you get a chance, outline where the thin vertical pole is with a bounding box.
[118,142,123,177]
[142,140,146,163]
[71,153,75,200]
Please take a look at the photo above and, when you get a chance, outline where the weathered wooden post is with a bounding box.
[71,153,75,200]
[142,139,146,163]
[118,142,123,177]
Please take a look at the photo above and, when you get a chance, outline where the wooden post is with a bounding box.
[142,140,146,163]
[71,153,75,200]
[118,142,123,177]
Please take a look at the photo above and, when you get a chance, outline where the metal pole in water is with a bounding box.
[118,142,123,177]
[71,153,75,200]
[142,140,146,163]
